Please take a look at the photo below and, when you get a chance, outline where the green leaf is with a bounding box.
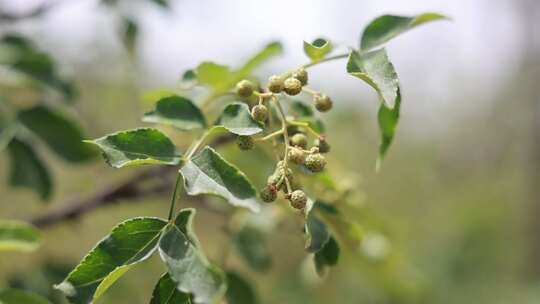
[54,217,167,304]
[346,48,399,109]
[233,225,271,272]
[0,35,75,101]
[303,38,333,61]
[158,224,226,304]
[86,128,182,168]
[305,200,330,253]
[195,42,282,96]
[150,273,191,304]
[314,236,340,276]
[174,208,201,248]
[0,289,51,304]
[7,138,52,200]
[143,95,206,130]
[180,146,260,212]
[225,272,258,304]
[195,62,233,92]
[0,220,41,252]
[376,89,401,170]
[360,13,449,50]
[214,102,263,136]
[18,106,96,163]
[180,69,198,89]
[236,41,283,76]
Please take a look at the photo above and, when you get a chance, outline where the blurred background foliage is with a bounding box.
[1,0,540,303]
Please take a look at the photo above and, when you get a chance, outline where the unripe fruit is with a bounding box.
[260,185,277,203]
[267,172,281,186]
[267,75,284,93]
[251,104,268,122]
[288,147,305,165]
[305,153,326,172]
[236,79,255,97]
[290,133,308,149]
[292,68,308,86]
[289,190,307,209]
[314,94,333,112]
[314,138,331,153]
[236,135,254,150]
[283,77,302,96]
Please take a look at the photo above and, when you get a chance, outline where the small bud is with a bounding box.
[289,190,307,209]
[283,77,302,96]
[236,79,255,97]
[290,133,308,149]
[292,68,308,86]
[267,75,284,93]
[260,185,277,203]
[288,147,305,165]
[251,104,268,122]
[314,138,331,153]
[314,94,333,112]
[236,135,254,150]
[305,153,326,172]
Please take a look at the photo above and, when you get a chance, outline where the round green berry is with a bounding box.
[305,153,326,172]
[292,68,308,86]
[267,75,283,93]
[289,190,307,209]
[260,185,277,203]
[236,135,254,150]
[236,79,255,97]
[283,77,302,96]
[290,133,308,149]
[314,138,331,153]
[251,104,268,122]
[314,94,333,112]
[288,147,305,165]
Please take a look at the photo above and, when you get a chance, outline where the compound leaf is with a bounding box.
[18,106,97,163]
[55,217,167,304]
[158,220,226,304]
[225,272,258,304]
[214,102,263,136]
[150,273,191,304]
[143,95,206,130]
[87,128,182,168]
[303,38,333,61]
[180,147,260,212]
[7,138,52,200]
[346,48,399,109]
[0,289,51,304]
[0,220,41,252]
[233,225,271,272]
[361,13,449,50]
[314,236,340,276]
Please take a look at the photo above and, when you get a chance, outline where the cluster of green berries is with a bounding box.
[233,67,334,211]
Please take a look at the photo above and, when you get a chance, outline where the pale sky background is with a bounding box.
[0,0,532,135]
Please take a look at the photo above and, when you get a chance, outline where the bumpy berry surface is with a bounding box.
[314,94,333,112]
[288,147,305,165]
[290,133,308,149]
[289,190,307,209]
[260,185,277,203]
[267,75,284,93]
[283,77,302,95]
[251,104,268,122]
[236,79,255,97]
[305,153,326,172]
[236,135,254,150]
[292,68,308,86]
